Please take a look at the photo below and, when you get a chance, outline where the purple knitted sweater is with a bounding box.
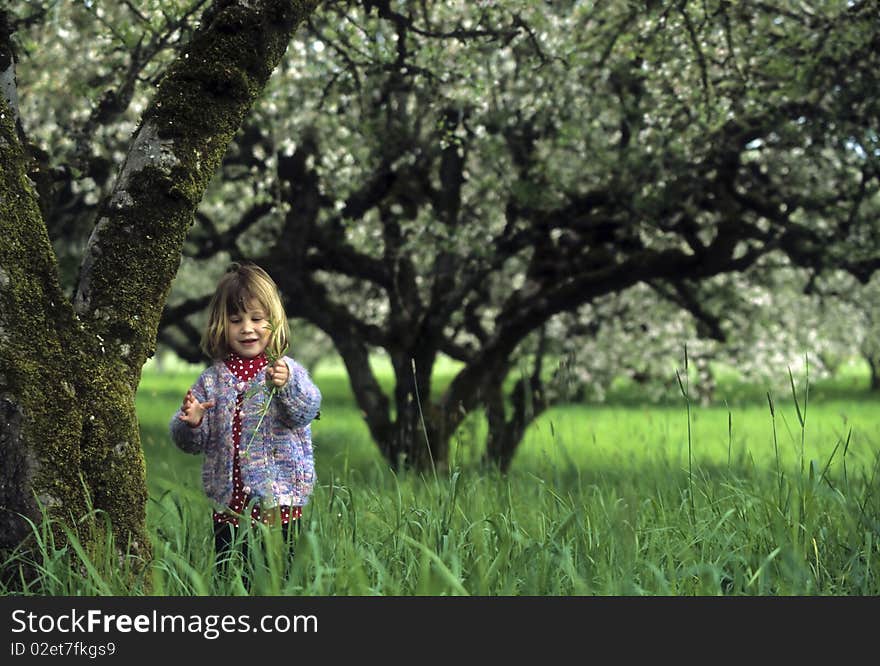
[170,356,321,510]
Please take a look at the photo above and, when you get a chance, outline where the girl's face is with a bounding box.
[227,301,271,359]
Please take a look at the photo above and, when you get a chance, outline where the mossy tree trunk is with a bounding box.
[0,0,321,578]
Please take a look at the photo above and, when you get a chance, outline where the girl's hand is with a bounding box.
[266,359,289,387]
[179,390,215,427]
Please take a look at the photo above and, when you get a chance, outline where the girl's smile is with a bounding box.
[228,301,271,358]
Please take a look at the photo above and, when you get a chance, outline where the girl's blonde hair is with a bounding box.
[201,263,290,360]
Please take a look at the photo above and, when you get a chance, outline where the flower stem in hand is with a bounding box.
[242,385,277,459]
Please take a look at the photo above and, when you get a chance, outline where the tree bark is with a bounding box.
[0,0,321,583]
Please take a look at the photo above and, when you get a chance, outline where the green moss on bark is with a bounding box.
[78,360,150,559]
[0,98,90,551]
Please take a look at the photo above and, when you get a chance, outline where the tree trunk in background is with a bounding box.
[483,377,548,474]
[868,356,880,392]
[0,0,320,583]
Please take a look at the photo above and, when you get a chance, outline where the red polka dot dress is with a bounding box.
[213,351,302,527]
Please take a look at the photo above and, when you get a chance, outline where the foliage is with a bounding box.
[9,0,880,470]
[548,258,873,406]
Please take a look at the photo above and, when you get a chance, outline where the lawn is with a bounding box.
[122,356,880,596]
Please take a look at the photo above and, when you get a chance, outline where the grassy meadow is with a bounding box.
[7,356,880,595]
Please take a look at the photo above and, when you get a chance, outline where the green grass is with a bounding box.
[4,361,879,596]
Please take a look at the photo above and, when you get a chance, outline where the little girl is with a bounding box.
[169,262,321,567]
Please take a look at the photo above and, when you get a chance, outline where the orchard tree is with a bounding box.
[0,0,320,573]
[160,0,880,470]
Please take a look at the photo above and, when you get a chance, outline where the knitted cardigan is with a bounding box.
[170,356,322,510]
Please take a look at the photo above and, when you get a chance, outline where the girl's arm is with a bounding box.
[169,372,213,454]
[274,357,322,429]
